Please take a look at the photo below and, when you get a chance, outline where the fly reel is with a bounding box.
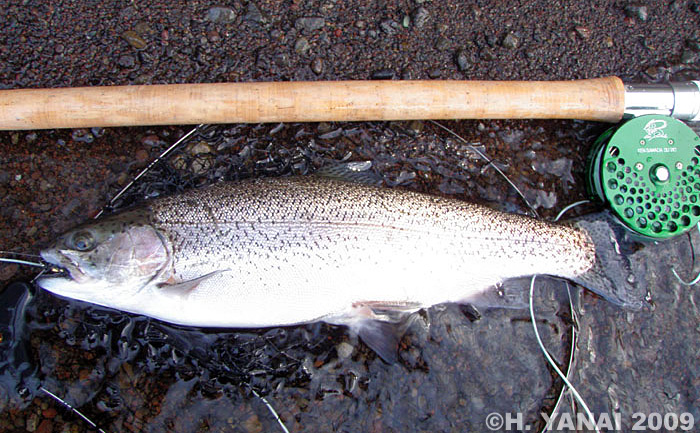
[587,115,700,239]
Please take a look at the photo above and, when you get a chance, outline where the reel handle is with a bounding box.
[0,77,626,130]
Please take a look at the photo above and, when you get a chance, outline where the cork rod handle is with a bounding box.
[0,77,625,130]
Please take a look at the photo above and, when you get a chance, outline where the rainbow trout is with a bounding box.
[37,175,642,361]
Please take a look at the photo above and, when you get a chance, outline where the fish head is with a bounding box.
[37,209,170,304]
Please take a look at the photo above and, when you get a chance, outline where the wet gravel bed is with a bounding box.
[1,1,700,432]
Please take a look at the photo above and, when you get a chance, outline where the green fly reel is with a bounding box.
[587,115,700,239]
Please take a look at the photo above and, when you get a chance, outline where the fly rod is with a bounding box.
[0,77,698,130]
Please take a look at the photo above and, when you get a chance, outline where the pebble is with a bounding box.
[575,26,591,39]
[294,37,311,55]
[311,57,324,75]
[479,47,495,61]
[0,263,18,281]
[371,69,395,79]
[121,30,147,50]
[380,20,398,35]
[455,49,469,71]
[36,419,53,433]
[295,17,325,33]
[117,55,136,68]
[412,7,429,29]
[681,50,699,64]
[435,37,450,51]
[501,32,519,49]
[206,6,236,24]
[337,342,354,359]
[26,413,39,432]
[624,4,648,21]
[244,2,263,23]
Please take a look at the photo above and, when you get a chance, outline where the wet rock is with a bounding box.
[681,50,699,64]
[311,57,324,75]
[501,32,519,49]
[624,4,648,21]
[26,413,39,432]
[479,47,495,61]
[337,342,354,359]
[531,157,575,188]
[0,263,18,281]
[294,37,311,55]
[412,7,429,30]
[295,17,325,33]
[371,69,395,79]
[274,53,290,67]
[117,54,136,68]
[380,20,399,35]
[206,6,236,24]
[122,30,147,49]
[575,26,591,39]
[428,68,441,78]
[244,3,263,23]
[435,37,450,51]
[455,49,470,71]
[523,186,557,209]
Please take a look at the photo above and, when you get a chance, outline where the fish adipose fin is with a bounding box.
[569,211,646,309]
[329,302,420,364]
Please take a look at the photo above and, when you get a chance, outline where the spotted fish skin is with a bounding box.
[38,175,642,350]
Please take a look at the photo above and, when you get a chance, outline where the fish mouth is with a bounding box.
[39,249,87,283]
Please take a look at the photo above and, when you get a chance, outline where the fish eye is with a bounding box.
[70,231,96,252]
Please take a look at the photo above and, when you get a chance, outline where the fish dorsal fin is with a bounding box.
[314,161,384,186]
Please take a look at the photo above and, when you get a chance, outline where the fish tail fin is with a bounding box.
[569,211,646,309]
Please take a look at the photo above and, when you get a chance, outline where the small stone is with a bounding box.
[117,55,136,68]
[428,68,441,79]
[311,58,324,75]
[122,30,147,50]
[37,419,53,433]
[134,22,152,35]
[355,20,365,28]
[206,6,236,24]
[575,26,591,39]
[189,141,212,155]
[26,132,37,143]
[294,37,311,55]
[274,53,289,67]
[135,149,149,162]
[243,414,263,433]
[435,36,450,51]
[411,7,429,29]
[207,30,220,42]
[337,342,354,359]
[681,50,699,64]
[604,36,614,47]
[402,15,410,28]
[244,2,263,23]
[26,413,39,432]
[624,4,648,21]
[42,408,57,419]
[455,49,469,71]
[0,263,18,281]
[371,69,395,80]
[479,47,495,61]
[380,20,398,35]
[295,17,325,33]
[501,32,519,49]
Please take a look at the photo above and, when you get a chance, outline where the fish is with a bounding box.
[36,173,643,362]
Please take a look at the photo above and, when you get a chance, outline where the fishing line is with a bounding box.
[40,386,108,433]
[529,275,600,433]
[94,124,205,218]
[428,120,540,218]
[671,222,700,285]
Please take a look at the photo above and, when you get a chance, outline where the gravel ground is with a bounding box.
[1,1,700,432]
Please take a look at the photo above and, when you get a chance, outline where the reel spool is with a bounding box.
[587,115,700,239]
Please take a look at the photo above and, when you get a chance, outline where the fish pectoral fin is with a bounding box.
[157,270,225,297]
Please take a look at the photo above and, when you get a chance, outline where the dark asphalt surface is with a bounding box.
[1,1,700,432]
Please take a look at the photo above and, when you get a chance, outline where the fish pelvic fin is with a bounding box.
[569,211,646,309]
[327,302,420,364]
